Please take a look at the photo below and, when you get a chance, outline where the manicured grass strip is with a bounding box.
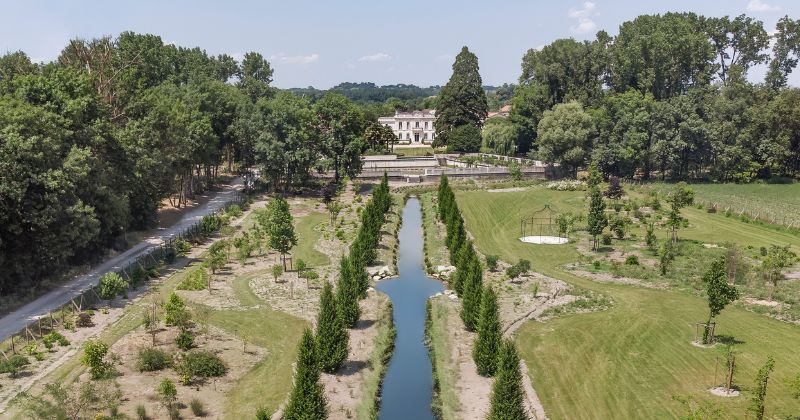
[292,211,329,267]
[426,298,461,420]
[210,308,307,418]
[456,189,800,419]
[355,298,396,420]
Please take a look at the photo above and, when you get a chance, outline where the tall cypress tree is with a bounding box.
[488,339,527,420]
[473,286,502,377]
[336,256,360,328]
[284,329,327,420]
[460,257,483,331]
[315,282,348,373]
[435,46,488,150]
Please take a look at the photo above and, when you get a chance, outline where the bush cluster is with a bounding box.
[175,350,227,384]
[137,347,173,372]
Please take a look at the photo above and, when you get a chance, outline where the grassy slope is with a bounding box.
[292,211,330,268]
[456,188,800,419]
[681,183,800,223]
[210,307,306,418]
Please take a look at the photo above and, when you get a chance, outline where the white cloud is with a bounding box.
[435,54,454,63]
[269,52,320,65]
[568,1,597,34]
[358,52,391,62]
[746,0,780,12]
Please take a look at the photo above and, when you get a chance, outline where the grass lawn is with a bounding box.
[455,188,800,419]
[292,211,329,268]
[394,146,436,157]
[209,307,307,418]
[664,183,800,226]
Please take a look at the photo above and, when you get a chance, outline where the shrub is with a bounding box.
[135,404,147,420]
[42,331,70,348]
[592,260,601,269]
[177,267,209,291]
[760,246,768,256]
[200,214,223,235]
[0,354,30,377]
[176,330,195,351]
[256,408,271,420]
[506,259,531,279]
[75,312,94,328]
[97,272,129,300]
[295,258,307,272]
[175,239,192,255]
[175,350,227,384]
[164,293,191,327]
[156,378,178,419]
[601,233,613,245]
[485,255,499,271]
[227,204,243,218]
[190,398,205,416]
[137,347,172,372]
[81,340,113,379]
[625,255,640,265]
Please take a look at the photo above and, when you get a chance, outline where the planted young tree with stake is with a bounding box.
[701,256,739,344]
[748,356,775,420]
[315,282,348,373]
[762,245,797,301]
[666,182,694,242]
[587,186,608,251]
[264,197,297,270]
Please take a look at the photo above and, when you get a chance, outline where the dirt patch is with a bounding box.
[745,298,784,308]
[110,325,264,419]
[709,387,740,397]
[487,187,527,193]
[571,270,667,289]
[319,292,388,419]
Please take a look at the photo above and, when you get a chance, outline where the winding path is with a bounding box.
[0,179,243,341]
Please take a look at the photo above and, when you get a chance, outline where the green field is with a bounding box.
[292,211,329,267]
[660,183,800,228]
[454,187,800,419]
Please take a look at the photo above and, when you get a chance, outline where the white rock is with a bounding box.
[372,274,382,281]
[367,287,376,292]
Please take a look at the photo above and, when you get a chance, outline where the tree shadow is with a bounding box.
[715,335,745,346]
[354,319,376,330]
[337,360,369,377]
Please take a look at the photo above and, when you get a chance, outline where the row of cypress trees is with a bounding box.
[436,174,484,332]
[436,175,527,419]
[284,175,393,420]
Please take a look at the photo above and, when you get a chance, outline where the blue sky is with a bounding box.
[1,0,799,88]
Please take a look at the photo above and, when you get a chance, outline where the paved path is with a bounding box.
[0,179,243,341]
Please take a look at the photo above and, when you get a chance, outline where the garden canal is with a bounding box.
[375,197,443,420]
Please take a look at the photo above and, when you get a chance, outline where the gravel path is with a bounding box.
[0,179,243,341]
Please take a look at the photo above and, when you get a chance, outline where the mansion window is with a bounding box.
[424,121,428,129]
[415,121,419,128]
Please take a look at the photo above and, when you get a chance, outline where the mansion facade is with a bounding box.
[378,109,437,144]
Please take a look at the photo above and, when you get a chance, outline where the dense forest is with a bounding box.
[491,13,800,182]
[0,32,388,295]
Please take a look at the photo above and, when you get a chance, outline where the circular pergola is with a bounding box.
[519,205,568,245]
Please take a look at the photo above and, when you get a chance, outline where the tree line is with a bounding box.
[283,175,391,419]
[0,32,389,295]
[436,174,528,418]
[430,13,800,182]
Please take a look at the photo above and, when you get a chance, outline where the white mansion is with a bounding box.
[378,109,437,144]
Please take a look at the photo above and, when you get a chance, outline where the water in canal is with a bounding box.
[376,197,444,420]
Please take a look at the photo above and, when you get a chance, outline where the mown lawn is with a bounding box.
[455,188,800,419]
[210,307,307,418]
[292,211,329,268]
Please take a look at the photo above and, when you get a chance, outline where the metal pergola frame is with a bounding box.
[520,205,558,237]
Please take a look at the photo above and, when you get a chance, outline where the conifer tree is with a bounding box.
[473,286,502,376]
[336,256,360,328]
[435,46,488,150]
[586,187,608,251]
[284,329,327,420]
[315,282,348,373]
[460,257,483,331]
[488,339,527,420]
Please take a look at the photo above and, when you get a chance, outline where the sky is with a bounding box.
[2,0,799,89]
